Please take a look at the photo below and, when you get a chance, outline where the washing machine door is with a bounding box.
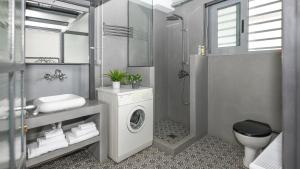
[127,106,146,133]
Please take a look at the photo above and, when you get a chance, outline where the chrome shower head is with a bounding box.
[166,14,183,21]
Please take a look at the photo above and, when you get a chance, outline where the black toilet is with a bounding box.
[233,120,272,167]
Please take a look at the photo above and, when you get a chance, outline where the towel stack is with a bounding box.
[27,128,68,159]
[66,122,99,145]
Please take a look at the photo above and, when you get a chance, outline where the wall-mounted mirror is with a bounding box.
[25,0,89,64]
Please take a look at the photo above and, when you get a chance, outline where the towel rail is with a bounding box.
[103,23,133,38]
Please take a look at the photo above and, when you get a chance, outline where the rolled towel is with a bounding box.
[71,126,97,137]
[78,122,96,130]
[66,129,99,145]
[27,139,68,159]
[37,134,66,147]
[44,128,63,139]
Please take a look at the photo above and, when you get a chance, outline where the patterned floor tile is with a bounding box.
[154,120,189,144]
[32,136,246,169]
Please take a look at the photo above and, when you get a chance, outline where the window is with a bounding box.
[207,0,282,54]
[217,4,240,48]
[248,0,282,51]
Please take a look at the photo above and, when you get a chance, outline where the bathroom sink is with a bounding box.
[33,94,86,113]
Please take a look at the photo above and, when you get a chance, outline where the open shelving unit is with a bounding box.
[25,100,108,168]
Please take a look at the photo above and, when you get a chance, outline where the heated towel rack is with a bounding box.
[103,22,133,38]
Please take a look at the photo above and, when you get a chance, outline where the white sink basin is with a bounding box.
[33,94,86,114]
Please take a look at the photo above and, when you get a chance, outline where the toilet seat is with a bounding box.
[233,120,272,137]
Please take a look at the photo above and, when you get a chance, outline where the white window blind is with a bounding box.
[217,4,240,48]
[248,0,282,51]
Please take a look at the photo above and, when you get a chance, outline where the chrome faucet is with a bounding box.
[54,69,67,80]
[44,69,67,81]
[44,73,54,81]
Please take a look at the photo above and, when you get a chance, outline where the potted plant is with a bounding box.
[105,70,126,89]
[127,74,143,89]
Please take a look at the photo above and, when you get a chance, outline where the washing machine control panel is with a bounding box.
[118,90,152,106]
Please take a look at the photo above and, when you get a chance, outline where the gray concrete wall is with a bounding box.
[190,55,208,137]
[172,0,282,142]
[25,65,89,101]
[208,52,282,143]
[127,67,155,88]
[282,0,300,167]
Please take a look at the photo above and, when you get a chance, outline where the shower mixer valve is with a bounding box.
[178,69,189,79]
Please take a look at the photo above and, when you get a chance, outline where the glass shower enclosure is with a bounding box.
[128,0,196,154]
[128,0,153,67]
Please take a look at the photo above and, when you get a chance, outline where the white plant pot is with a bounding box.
[112,81,120,89]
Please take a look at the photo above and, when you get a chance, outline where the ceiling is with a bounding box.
[25,0,89,31]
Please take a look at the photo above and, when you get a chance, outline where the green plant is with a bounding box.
[127,74,143,84]
[105,70,127,82]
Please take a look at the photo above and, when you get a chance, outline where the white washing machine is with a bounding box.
[97,86,153,162]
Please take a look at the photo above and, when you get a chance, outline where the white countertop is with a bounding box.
[96,85,152,95]
[250,133,282,169]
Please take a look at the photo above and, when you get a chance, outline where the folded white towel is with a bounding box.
[71,126,97,137]
[66,129,99,145]
[37,134,66,147]
[44,128,64,139]
[78,122,96,130]
[27,139,68,159]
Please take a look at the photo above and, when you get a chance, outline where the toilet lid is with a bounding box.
[233,120,272,137]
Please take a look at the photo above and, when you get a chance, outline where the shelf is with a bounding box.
[26,100,107,129]
[26,63,89,65]
[26,135,101,168]
[25,100,108,166]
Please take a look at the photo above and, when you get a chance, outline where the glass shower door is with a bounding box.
[128,0,153,67]
[0,0,26,168]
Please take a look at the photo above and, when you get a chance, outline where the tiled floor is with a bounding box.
[154,120,189,144]
[32,136,246,169]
